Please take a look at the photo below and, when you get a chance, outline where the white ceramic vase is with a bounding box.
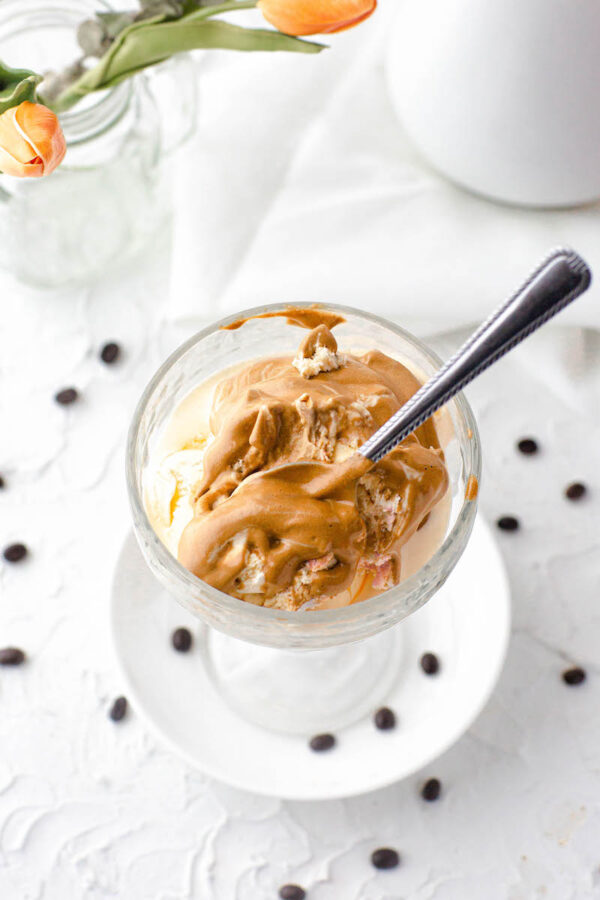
[386,0,600,208]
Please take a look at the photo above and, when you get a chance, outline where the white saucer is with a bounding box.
[110,518,510,800]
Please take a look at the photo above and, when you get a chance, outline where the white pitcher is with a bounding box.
[386,0,600,208]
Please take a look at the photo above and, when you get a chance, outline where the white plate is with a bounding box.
[110,517,510,800]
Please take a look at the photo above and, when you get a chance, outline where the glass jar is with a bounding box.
[0,0,196,287]
[126,303,481,734]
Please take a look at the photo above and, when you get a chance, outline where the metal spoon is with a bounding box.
[358,247,591,465]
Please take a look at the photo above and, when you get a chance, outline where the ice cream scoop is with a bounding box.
[176,330,449,608]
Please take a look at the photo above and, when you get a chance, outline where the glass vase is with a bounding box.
[0,0,197,287]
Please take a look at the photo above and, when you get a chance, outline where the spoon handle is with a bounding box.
[359,248,591,464]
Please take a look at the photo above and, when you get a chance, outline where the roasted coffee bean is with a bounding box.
[109,696,128,722]
[171,627,193,653]
[420,652,440,675]
[565,482,586,501]
[279,885,306,900]
[100,342,121,364]
[3,543,28,563]
[0,475,5,489]
[55,387,78,406]
[0,647,26,666]
[371,848,400,870]
[562,666,586,686]
[309,733,335,752]
[374,707,396,730]
[421,777,441,801]
[517,438,538,455]
[496,516,520,532]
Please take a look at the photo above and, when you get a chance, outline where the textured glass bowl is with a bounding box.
[127,303,481,651]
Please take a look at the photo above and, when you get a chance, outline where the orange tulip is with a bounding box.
[258,0,376,36]
[0,101,66,178]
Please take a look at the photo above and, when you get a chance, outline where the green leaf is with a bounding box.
[0,62,42,114]
[103,20,324,80]
[51,12,170,110]
[52,14,324,111]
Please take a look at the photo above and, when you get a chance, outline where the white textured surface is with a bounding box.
[1,226,599,897]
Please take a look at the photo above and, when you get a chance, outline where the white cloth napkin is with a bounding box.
[168,4,600,333]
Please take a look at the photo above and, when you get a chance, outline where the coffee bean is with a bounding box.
[497,516,520,532]
[3,543,28,563]
[371,848,400,870]
[100,342,121,364]
[421,777,441,801]
[0,647,26,666]
[562,666,586,686]
[279,885,306,900]
[171,627,193,653]
[309,733,335,752]
[109,696,128,722]
[55,387,78,406]
[0,475,5,489]
[420,652,440,675]
[517,438,538,455]
[565,482,586,501]
[374,707,396,730]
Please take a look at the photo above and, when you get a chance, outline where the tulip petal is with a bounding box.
[0,148,45,177]
[321,4,375,33]
[0,107,42,176]
[15,102,66,175]
[0,102,65,177]
[258,0,376,36]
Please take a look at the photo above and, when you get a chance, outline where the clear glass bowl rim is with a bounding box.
[126,302,481,628]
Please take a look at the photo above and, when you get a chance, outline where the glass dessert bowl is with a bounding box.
[127,303,480,734]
